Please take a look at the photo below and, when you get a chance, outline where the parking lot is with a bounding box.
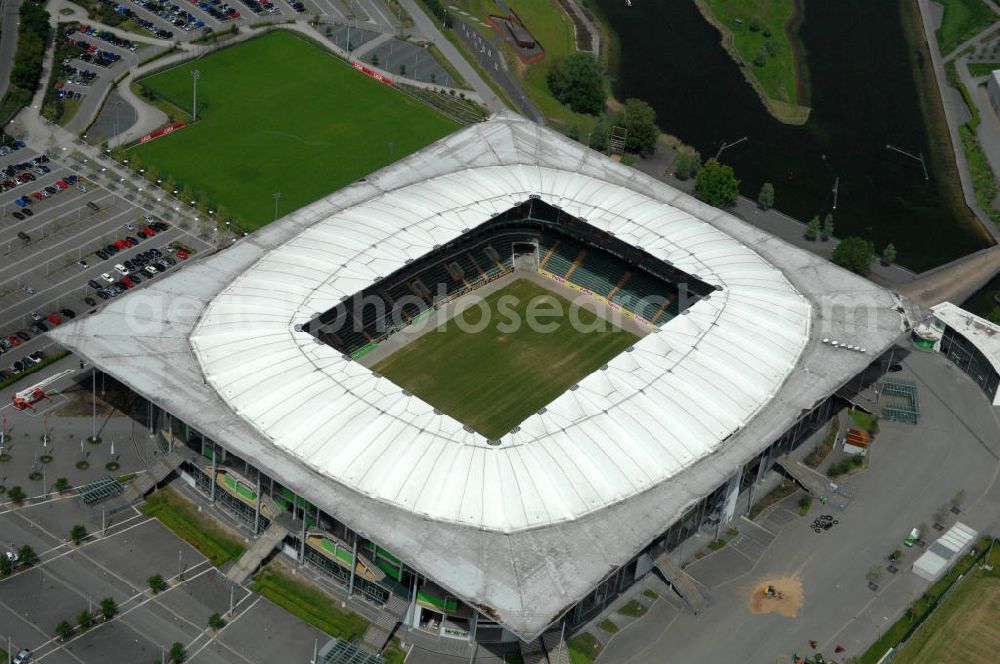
[0,492,331,664]
[0,140,212,379]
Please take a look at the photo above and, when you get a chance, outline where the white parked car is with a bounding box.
[100,272,114,283]
[114,263,129,276]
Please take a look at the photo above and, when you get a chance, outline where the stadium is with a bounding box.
[50,113,917,649]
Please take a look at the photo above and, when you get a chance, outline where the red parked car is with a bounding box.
[55,180,68,189]
[47,313,62,325]
[176,250,189,260]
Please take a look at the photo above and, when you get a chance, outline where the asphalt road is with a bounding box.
[0,142,213,378]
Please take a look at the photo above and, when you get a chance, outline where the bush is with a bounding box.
[148,573,167,594]
[547,52,606,115]
[832,236,874,274]
[695,158,740,207]
[799,494,813,516]
[70,524,88,545]
[7,485,26,504]
[208,612,225,630]
[55,619,74,641]
[827,455,864,478]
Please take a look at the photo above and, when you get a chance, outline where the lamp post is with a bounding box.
[192,69,200,122]
[273,192,280,221]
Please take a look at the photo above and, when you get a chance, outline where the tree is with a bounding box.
[805,216,820,240]
[169,641,186,663]
[0,554,12,576]
[882,243,897,265]
[588,116,609,152]
[56,619,74,641]
[566,124,581,142]
[753,47,766,67]
[750,16,761,32]
[695,158,740,208]
[77,610,93,630]
[934,503,950,525]
[54,477,70,493]
[622,98,659,157]
[831,237,874,274]
[866,564,883,586]
[17,545,36,566]
[148,573,167,594]
[207,612,225,630]
[7,485,25,505]
[674,150,702,180]
[70,524,87,545]
[99,597,118,621]
[398,64,406,76]
[757,182,775,210]
[372,54,379,67]
[950,490,966,511]
[822,213,834,240]
[547,52,605,115]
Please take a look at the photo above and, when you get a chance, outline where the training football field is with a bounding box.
[893,568,1000,664]
[372,279,638,438]
[132,31,457,228]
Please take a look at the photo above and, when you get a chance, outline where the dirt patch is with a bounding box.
[748,574,804,618]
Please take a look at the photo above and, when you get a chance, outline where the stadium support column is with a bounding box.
[299,499,307,563]
[347,533,359,597]
[719,470,741,534]
[209,441,217,503]
[254,470,262,536]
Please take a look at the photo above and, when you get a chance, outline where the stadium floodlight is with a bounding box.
[192,69,200,122]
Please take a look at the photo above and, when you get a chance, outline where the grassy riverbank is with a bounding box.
[697,0,810,124]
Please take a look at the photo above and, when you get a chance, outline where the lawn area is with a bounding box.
[849,408,878,432]
[140,487,246,567]
[132,31,457,229]
[968,61,1000,77]
[699,0,808,122]
[372,279,638,438]
[567,632,603,664]
[618,599,648,617]
[251,563,369,641]
[936,0,997,57]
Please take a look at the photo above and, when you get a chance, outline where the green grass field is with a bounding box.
[140,487,246,567]
[894,569,1000,663]
[251,563,369,640]
[132,31,457,229]
[968,61,1000,77]
[372,279,637,438]
[936,0,997,57]
[701,0,808,122]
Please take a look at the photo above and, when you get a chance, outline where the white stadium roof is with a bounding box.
[51,112,916,638]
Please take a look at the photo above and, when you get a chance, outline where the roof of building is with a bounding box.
[50,112,915,639]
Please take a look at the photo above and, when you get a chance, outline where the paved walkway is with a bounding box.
[917,0,1000,242]
[598,349,1000,663]
[897,244,1000,306]
[0,0,25,107]
[398,0,505,114]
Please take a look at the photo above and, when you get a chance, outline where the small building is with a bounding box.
[912,522,978,582]
[988,70,1000,118]
[917,302,1000,405]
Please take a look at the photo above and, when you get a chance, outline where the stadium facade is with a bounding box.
[51,113,918,644]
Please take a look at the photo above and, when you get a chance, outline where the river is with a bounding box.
[593,0,991,271]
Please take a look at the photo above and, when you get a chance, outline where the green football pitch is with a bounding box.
[132,31,458,229]
[372,279,639,438]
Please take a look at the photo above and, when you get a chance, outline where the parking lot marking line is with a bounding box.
[0,215,186,329]
[0,205,135,287]
[1,192,121,250]
[0,592,60,638]
[185,595,262,664]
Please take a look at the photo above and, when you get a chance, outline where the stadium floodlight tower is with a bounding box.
[191,69,200,122]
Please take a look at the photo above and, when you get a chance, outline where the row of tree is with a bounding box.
[2,1,51,119]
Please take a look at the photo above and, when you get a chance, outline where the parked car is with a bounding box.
[100,272,114,283]
[60,309,76,318]
[84,297,97,306]
[114,263,129,275]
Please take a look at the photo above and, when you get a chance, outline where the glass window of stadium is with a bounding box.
[940,326,1000,403]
